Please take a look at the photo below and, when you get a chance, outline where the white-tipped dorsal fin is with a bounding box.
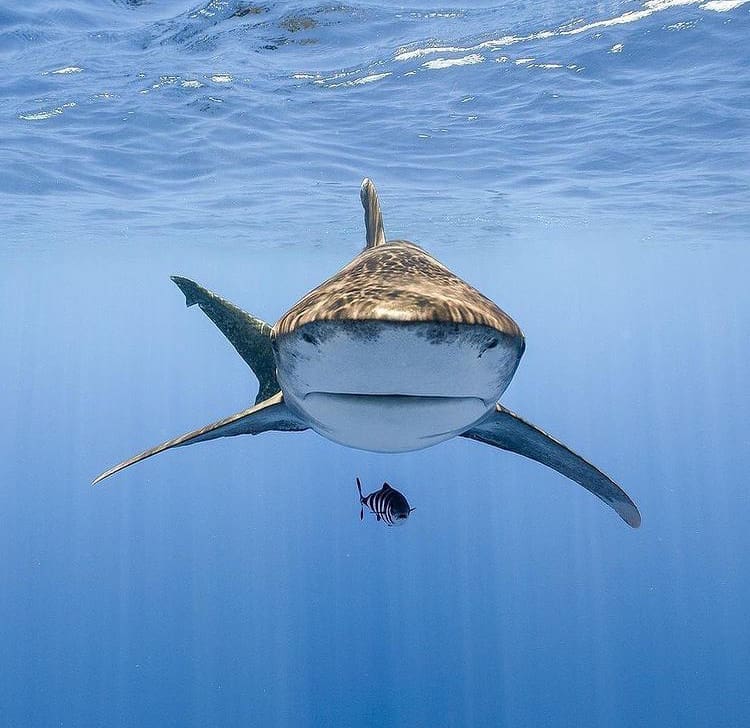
[360,178,386,249]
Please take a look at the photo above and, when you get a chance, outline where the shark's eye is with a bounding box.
[480,338,499,355]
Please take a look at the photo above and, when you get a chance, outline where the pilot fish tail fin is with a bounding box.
[171,276,279,404]
[461,404,641,528]
[356,477,365,520]
[360,178,386,249]
[92,392,307,485]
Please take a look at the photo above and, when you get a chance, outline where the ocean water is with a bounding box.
[2,0,749,726]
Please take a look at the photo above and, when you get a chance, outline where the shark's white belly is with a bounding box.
[273,321,524,452]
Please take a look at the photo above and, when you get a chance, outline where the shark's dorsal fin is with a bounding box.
[360,178,386,249]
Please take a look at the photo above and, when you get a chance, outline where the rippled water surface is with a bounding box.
[4,0,749,243]
[2,1,749,726]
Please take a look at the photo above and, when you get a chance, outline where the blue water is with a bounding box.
[2,1,749,726]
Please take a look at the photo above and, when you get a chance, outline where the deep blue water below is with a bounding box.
[2,1,749,726]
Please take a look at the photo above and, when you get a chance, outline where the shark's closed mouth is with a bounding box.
[303,391,493,406]
[297,391,492,452]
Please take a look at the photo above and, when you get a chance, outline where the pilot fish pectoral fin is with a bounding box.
[461,404,641,528]
[91,392,307,485]
[171,276,280,404]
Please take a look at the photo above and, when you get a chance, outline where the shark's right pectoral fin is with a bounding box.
[461,404,641,528]
[92,392,307,485]
[171,276,279,404]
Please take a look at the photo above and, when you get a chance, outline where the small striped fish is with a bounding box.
[357,477,414,526]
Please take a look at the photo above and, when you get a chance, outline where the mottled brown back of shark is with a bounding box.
[361,178,386,249]
[274,241,523,338]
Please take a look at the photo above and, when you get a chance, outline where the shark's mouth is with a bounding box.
[296,392,493,453]
[303,391,492,401]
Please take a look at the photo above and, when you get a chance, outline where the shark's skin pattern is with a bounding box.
[274,241,523,338]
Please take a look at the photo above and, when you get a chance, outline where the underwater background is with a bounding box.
[2,0,750,725]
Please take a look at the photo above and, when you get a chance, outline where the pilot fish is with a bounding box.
[357,477,414,526]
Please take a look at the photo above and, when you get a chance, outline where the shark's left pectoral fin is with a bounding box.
[92,392,307,485]
[171,276,279,404]
[461,404,641,528]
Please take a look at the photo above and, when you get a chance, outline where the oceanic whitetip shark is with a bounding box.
[93,179,641,528]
